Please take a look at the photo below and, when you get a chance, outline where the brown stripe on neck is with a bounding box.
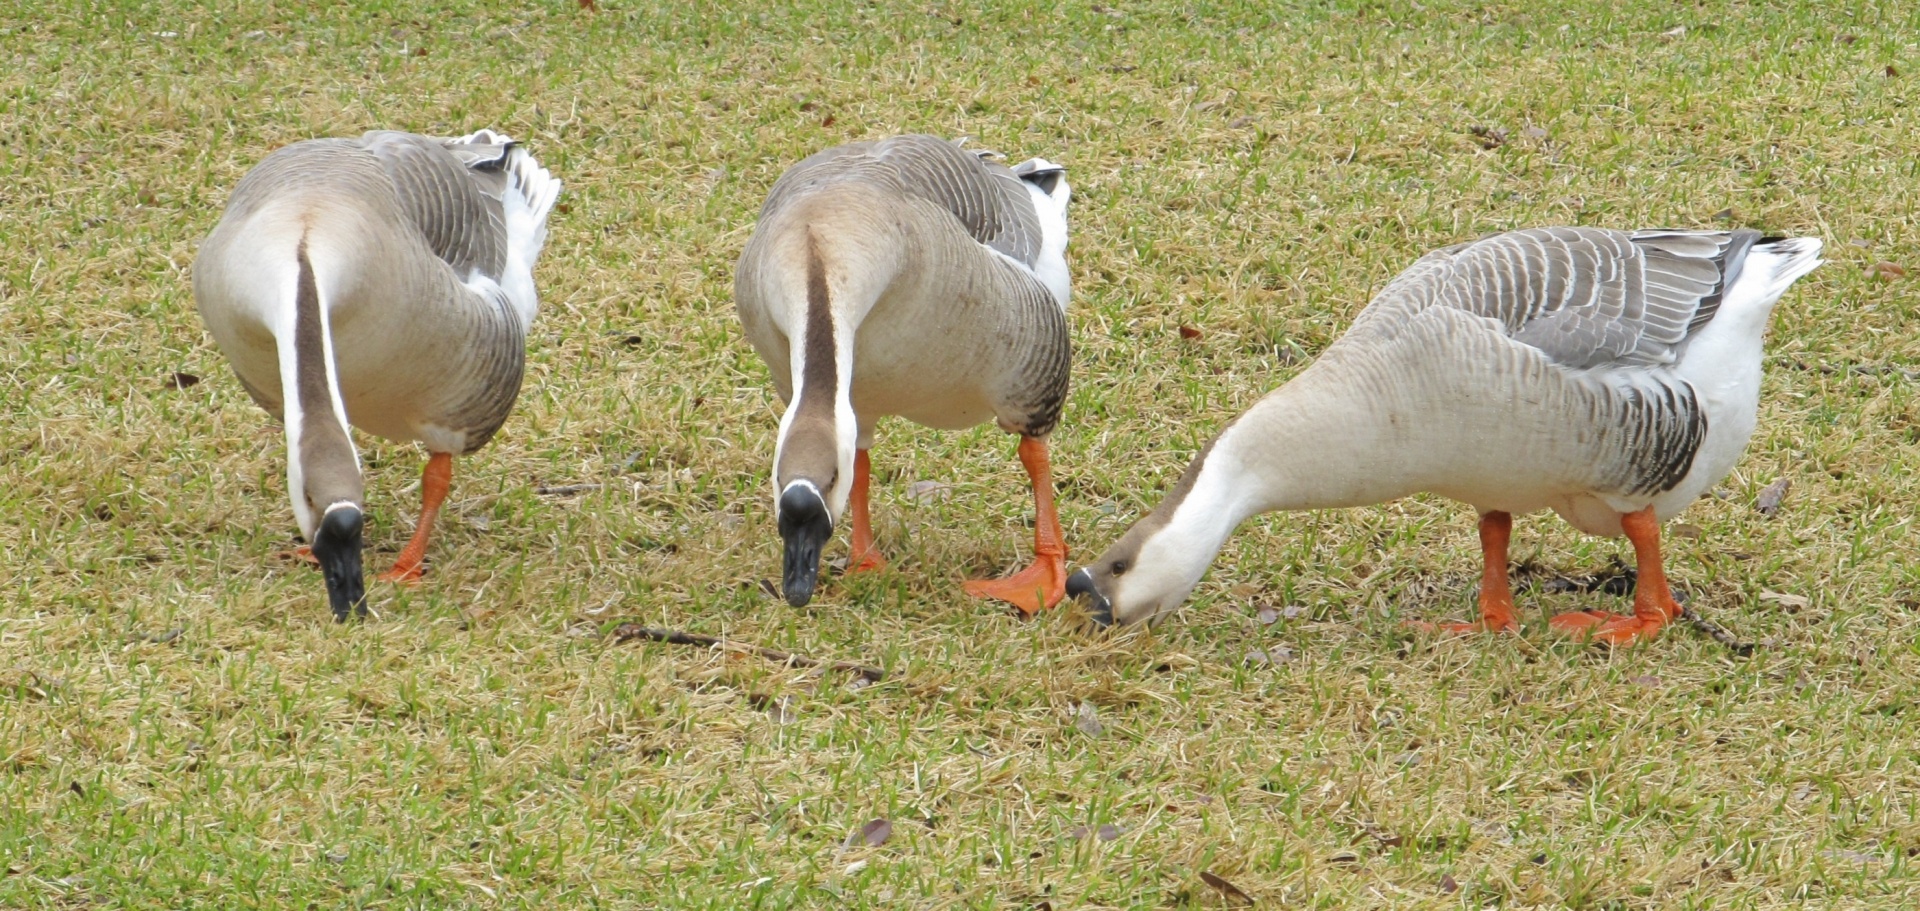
[775,231,842,489]
[1131,434,1221,539]
[294,238,363,509]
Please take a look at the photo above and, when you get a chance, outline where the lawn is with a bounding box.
[4,0,1919,907]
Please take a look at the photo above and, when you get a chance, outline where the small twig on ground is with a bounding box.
[535,483,604,497]
[609,624,886,682]
[1676,606,1755,657]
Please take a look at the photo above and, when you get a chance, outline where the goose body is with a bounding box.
[734,134,1073,612]
[1068,227,1822,642]
[194,129,560,619]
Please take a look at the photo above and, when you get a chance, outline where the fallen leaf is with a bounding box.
[1439,873,1460,894]
[822,114,836,128]
[1755,478,1790,516]
[1199,870,1254,905]
[1669,522,1704,539]
[1658,25,1686,40]
[1244,648,1271,666]
[167,372,200,389]
[1630,675,1663,687]
[577,0,597,9]
[1097,823,1122,842]
[132,627,183,644]
[1760,590,1810,611]
[1889,65,1900,78]
[1869,261,1907,280]
[1838,33,1858,44]
[1178,325,1202,340]
[1256,606,1281,625]
[1521,125,1549,141]
[1282,604,1304,619]
[1329,851,1360,866]
[1228,116,1252,129]
[1848,238,1872,249]
[1711,207,1735,221]
[859,818,892,846]
[1468,125,1508,149]
[1073,701,1104,737]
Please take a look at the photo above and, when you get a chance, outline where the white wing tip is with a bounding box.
[450,127,512,146]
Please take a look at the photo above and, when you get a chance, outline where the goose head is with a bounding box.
[288,415,368,621]
[1067,516,1215,628]
[772,405,856,608]
[312,501,366,621]
[1068,441,1251,627]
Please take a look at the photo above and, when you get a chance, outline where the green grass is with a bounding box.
[4,0,1920,907]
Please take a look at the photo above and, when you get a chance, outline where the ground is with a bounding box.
[3,0,1919,908]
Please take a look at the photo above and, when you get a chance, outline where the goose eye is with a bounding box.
[1110,559,1129,576]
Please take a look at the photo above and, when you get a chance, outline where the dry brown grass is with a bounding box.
[4,0,1920,907]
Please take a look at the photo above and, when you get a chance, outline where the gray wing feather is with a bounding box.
[357,130,508,282]
[1394,226,1761,370]
[759,134,1045,267]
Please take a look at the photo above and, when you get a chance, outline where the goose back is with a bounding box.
[757,134,1050,271]
[195,131,556,456]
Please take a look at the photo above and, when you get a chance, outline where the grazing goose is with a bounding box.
[1066,227,1822,644]
[194,129,560,620]
[735,134,1072,614]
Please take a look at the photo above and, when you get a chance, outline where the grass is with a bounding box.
[4,0,1920,906]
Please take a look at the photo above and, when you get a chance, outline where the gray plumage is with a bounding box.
[1067,225,1823,627]
[194,128,559,547]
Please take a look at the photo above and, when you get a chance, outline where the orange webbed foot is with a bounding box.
[1406,618,1520,636]
[1547,610,1616,632]
[378,561,428,585]
[843,550,888,576]
[964,556,1067,618]
[1550,610,1668,645]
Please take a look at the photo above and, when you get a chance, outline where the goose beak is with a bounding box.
[778,484,834,607]
[313,504,366,622]
[1066,568,1112,627]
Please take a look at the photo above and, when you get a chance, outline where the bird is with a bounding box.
[193,129,561,620]
[734,134,1073,614]
[1065,227,1822,644]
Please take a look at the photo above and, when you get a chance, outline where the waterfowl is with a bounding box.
[193,129,560,620]
[735,134,1072,614]
[1067,227,1822,644]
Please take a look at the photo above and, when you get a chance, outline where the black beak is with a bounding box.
[313,505,366,622]
[1066,568,1112,627]
[778,485,834,607]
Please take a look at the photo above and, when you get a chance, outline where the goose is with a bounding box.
[193,129,560,621]
[1065,227,1822,644]
[735,134,1073,614]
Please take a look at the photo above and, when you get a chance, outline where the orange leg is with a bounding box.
[379,451,452,584]
[1549,506,1681,646]
[963,435,1068,617]
[844,448,887,574]
[1411,511,1520,635]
